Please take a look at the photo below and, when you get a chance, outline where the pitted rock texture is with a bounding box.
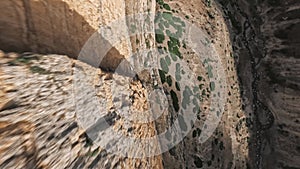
[0,52,163,168]
[151,0,249,168]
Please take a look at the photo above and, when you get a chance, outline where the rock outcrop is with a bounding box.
[0,52,164,168]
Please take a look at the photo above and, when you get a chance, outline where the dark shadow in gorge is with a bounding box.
[215,0,300,168]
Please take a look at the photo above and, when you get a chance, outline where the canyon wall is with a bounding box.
[2,0,298,168]
[217,0,300,168]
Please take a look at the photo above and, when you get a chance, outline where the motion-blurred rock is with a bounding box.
[0,97,16,111]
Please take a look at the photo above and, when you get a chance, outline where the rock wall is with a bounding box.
[217,0,300,168]
[0,0,163,168]
[0,0,100,57]
[0,51,165,168]
[151,0,249,168]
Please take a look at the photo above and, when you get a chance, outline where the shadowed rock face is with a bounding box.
[0,0,136,77]
[217,0,300,168]
[257,1,300,168]
[0,0,99,57]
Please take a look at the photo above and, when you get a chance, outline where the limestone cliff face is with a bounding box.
[0,51,165,168]
[0,0,163,168]
[151,0,249,168]
[0,0,141,77]
[0,0,100,57]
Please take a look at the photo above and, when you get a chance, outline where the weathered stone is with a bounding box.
[0,98,16,111]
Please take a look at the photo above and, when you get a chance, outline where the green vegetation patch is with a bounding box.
[156,0,164,5]
[130,24,137,33]
[160,57,169,72]
[207,65,213,78]
[175,63,182,81]
[158,69,166,83]
[166,75,172,87]
[9,55,40,66]
[168,40,182,59]
[169,36,180,47]
[193,86,199,93]
[175,29,183,39]
[17,55,39,64]
[210,81,215,91]
[155,12,163,23]
[169,21,183,33]
[182,86,192,109]
[163,3,171,10]
[166,30,173,38]
[158,47,164,54]
[163,20,170,28]
[178,115,187,131]
[175,81,181,91]
[155,29,165,43]
[170,90,179,112]
[158,22,164,30]
[165,55,171,65]
[30,66,49,74]
[193,105,200,114]
[170,53,178,61]
[162,12,173,21]
[172,16,182,23]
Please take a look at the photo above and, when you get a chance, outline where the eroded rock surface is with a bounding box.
[0,52,163,168]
